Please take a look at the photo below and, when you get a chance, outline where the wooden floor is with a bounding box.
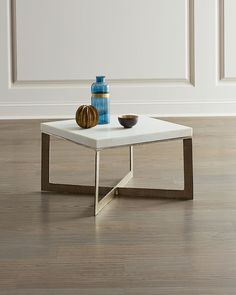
[1,117,236,294]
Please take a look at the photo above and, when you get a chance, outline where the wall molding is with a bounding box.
[219,0,225,81]
[1,100,236,119]
[2,0,236,118]
[218,0,236,83]
[9,0,195,87]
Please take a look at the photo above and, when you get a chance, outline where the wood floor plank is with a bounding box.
[1,117,236,294]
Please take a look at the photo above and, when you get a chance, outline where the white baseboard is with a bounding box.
[1,101,236,119]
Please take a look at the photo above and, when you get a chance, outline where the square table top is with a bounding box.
[41,115,192,150]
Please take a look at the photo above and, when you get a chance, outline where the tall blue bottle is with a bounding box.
[91,76,110,124]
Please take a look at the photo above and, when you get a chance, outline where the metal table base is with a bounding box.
[41,133,193,216]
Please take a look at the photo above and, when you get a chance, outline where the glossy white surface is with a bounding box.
[41,116,192,150]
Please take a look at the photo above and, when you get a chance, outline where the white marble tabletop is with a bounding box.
[41,115,192,150]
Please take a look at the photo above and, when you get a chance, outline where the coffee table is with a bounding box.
[41,115,193,216]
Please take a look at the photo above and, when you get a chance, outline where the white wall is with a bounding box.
[0,0,236,118]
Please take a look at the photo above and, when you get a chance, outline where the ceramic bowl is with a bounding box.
[118,115,138,128]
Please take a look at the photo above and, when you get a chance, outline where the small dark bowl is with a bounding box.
[118,115,138,128]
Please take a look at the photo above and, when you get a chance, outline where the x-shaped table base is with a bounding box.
[41,133,193,216]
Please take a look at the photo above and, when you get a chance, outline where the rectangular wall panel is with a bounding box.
[5,0,236,118]
[220,0,236,80]
[14,0,189,82]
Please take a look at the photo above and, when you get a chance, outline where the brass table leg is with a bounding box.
[41,133,111,195]
[41,133,50,191]
[94,146,134,216]
[183,138,193,199]
[41,133,133,215]
[117,138,193,200]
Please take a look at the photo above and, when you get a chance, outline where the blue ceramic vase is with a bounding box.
[91,76,110,124]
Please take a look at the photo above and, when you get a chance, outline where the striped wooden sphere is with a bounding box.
[75,105,98,129]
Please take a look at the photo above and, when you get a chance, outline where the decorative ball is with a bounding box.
[75,105,98,129]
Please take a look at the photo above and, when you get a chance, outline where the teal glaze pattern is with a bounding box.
[91,76,110,124]
[91,76,109,93]
[91,97,110,125]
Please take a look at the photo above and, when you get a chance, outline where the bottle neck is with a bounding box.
[96,76,105,83]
